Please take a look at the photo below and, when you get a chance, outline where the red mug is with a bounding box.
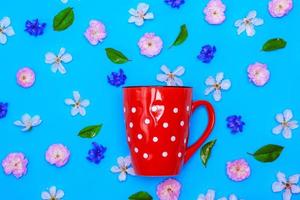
[123,86,215,176]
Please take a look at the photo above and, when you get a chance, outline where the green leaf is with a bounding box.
[262,38,287,51]
[78,124,103,138]
[105,48,130,64]
[170,24,188,47]
[248,144,284,162]
[53,7,75,31]
[200,139,217,167]
[128,191,153,200]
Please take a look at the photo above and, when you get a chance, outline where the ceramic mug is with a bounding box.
[123,86,215,176]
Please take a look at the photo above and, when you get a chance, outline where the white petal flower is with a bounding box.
[128,3,154,26]
[272,109,298,139]
[14,113,42,131]
[234,10,264,37]
[41,186,64,200]
[218,194,241,200]
[156,65,185,86]
[197,189,215,200]
[0,16,15,45]
[65,91,90,116]
[204,72,231,101]
[110,156,135,182]
[272,172,300,200]
[45,48,72,74]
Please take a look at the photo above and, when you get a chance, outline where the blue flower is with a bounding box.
[164,0,185,8]
[0,102,8,119]
[86,142,107,164]
[226,115,245,134]
[107,69,127,87]
[197,45,216,63]
[25,19,46,36]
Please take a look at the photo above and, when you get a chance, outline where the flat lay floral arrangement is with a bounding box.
[0,0,299,199]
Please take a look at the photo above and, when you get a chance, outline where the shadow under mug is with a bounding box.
[123,86,215,176]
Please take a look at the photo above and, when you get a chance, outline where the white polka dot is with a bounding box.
[129,122,133,128]
[131,107,136,113]
[162,152,168,157]
[171,136,176,142]
[127,136,131,142]
[186,106,190,111]
[178,152,182,158]
[151,106,157,112]
[184,138,187,144]
[180,121,185,127]
[123,107,126,113]
[153,137,158,142]
[145,118,150,124]
[163,122,169,128]
[173,107,178,113]
[134,147,139,153]
[143,153,149,159]
[137,133,143,140]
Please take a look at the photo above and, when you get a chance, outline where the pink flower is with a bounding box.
[138,33,163,57]
[268,0,293,18]
[45,144,70,167]
[247,62,270,86]
[84,20,107,45]
[204,0,226,25]
[226,159,251,182]
[16,67,35,88]
[2,152,28,179]
[156,178,181,200]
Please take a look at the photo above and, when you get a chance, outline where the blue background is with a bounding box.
[1,0,300,199]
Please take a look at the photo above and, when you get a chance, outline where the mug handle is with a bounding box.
[184,100,215,164]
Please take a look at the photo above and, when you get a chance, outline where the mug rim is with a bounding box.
[123,85,192,89]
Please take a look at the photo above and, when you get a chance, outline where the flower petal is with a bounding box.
[174,77,183,86]
[111,166,121,173]
[173,66,185,76]
[71,107,79,116]
[51,63,59,73]
[283,127,292,139]
[126,167,135,175]
[117,156,125,167]
[291,185,300,194]
[160,65,170,74]
[220,79,231,90]
[247,10,257,19]
[277,172,287,183]
[144,12,154,19]
[49,186,57,197]
[157,74,168,82]
[73,91,80,102]
[283,189,292,200]
[288,121,299,129]
[134,18,144,26]
[205,87,215,95]
[216,72,224,83]
[14,120,24,127]
[234,19,243,27]
[57,63,67,74]
[206,189,215,199]
[272,125,283,134]
[213,89,222,101]
[0,33,7,44]
[80,99,90,107]
[79,107,86,116]
[65,98,75,105]
[61,53,72,63]
[41,191,51,199]
[58,48,66,57]
[128,16,139,23]
[21,114,31,124]
[31,115,41,126]
[237,24,246,35]
[55,189,64,198]
[137,3,149,14]
[252,18,264,26]
[0,17,11,28]
[283,109,293,121]
[205,76,216,86]
[272,181,285,192]
[45,52,56,64]
[3,26,15,36]
[245,24,255,37]
[128,8,138,16]
[118,171,127,181]
[229,194,238,200]
[276,113,284,123]
[289,174,300,184]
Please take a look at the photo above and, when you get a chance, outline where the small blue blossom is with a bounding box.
[25,19,46,36]
[0,102,8,119]
[226,115,245,134]
[86,142,107,164]
[164,0,185,8]
[197,45,216,63]
[107,69,127,87]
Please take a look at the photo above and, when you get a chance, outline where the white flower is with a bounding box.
[234,10,264,37]
[0,16,15,44]
[204,72,231,101]
[41,186,64,200]
[45,48,72,74]
[61,0,68,3]
[111,156,135,182]
[272,172,300,200]
[128,3,154,26]
[197,189,216,200]
[218,194,241,200]
[14,113,42,131]
[272,109,298,139]
[65,91,90,116]
[156,65,185,86]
